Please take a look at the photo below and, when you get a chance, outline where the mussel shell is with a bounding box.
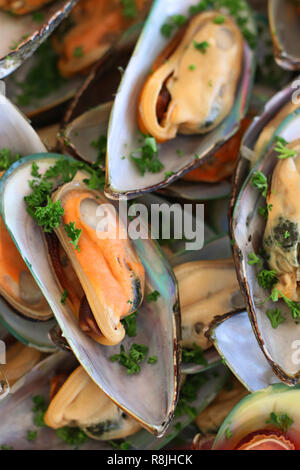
[0,0,78,78]
[0,153,180,436]
[104,0,256,200]
[230,81,300,385]
[268,0,300,71]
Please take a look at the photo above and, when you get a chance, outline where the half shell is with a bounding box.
[231,81,300,384]
[105,0,256,199]
[0,0,78,78]
[0,153,180,436]
[269,0,300,71]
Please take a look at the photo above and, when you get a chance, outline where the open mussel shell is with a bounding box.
[0,153,180,436]
[104,0,256,200]
[0,351,111,449]
[268,0,300,71]
[127,364,229,450]
[208,310,279,392]
[170,235,244,375]
[0,94,56,351]
[230,82,300,385]
[0,0,78,78]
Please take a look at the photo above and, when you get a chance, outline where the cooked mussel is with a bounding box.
[45,365,141,440]
[138,11,243,143]
[47,181,145,346]
[0,0,53,14]
[2,340,42,387]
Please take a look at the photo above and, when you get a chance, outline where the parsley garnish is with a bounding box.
[248,252,262,267]
[266,412,293,432]
[64,222,82,252]
[266,308,285,329]
[31,162,41,178]
[27,430,37,442]
[130,135,164,176]
[270,288,300,319]
[109,440,131,450]
[251,171,268,198]
[182,344,208,366]
[146,290,160,302]
[1,445,13,450]
[175,373,207,419]
[274,137,296,160]
[90,135,107,166]
[225,427,233,439]
[121,0,138,19]
[161,14,187,38]
[189,64,196,70]
[61,290,68,305]
[56,427,88,446]
[32,395,47,427]
[193,40,210,53]
[0,148,21,171]
[32,11,45,23]
[213,15,225,24]
[147,356,158,364]
[73,46,84,58]
[34,197,64,233]
[121,311,138,337]
[110,344,149,375]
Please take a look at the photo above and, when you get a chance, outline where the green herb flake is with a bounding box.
[266,412,293,433]
[147,356,158,365]
[0,148,21,171]
[73,46,84,58]
[130,135,164,176]
[266,308,285,329]
[189,64,196,70]
[90,135,107,166]
[121,0,138,19]
[274,137,297,160]
[32,11,45,23]
[27,430,37,442]
[251,171,268,198]
[213,15,225,24]
[34,197,64,233]
[225,427,233,439]
[56,427,88,446]
[182,343,208,366]
[32,395,48,427]
[121,311,138,337]
[61,289,68,305]
[257,269,277,290]
[193,40,210,53]
[110,343,149,375]
[31,162,41,179]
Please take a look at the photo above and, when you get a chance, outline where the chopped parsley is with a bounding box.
[32,395,48,427]
[121,311,138,337]
[274,138,297,160]
[110,344,150,375]
[175,373,207,419]
[161,14,187,38]
[258,204,273,219]
[247,252,262,267]
[182,344,208,366]
[16,40,66,107]
[257,269,277,289]
[56,427,88,446]
[109,440,131,450]
[225,427,233,439]
[32,11,45,23]
[64,221,82,252]
[271,288,300,319]
[130,135,164,176]
[61,289,68,305]
[147,356,158,364]
[193,40,210,53]
[189,64,196,70]
[121,0,138,19]
[213,15,225,24]
[34,197,64,233]
[146,290,160,302]
[26,430,37,442]
[0,148,21,171]
[266,308,285,329]
[90,135,107,166]
[165,171,175,178]
[1,445,13,450]
[31,162,41,179]
[266,412,293,433]
[251,171,268,198]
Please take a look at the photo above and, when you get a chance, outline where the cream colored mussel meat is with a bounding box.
[174,259,241,349]
[138,11,243,143]
[45,365,141,440]
[2,341,42,386]
[263,139,300,301]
